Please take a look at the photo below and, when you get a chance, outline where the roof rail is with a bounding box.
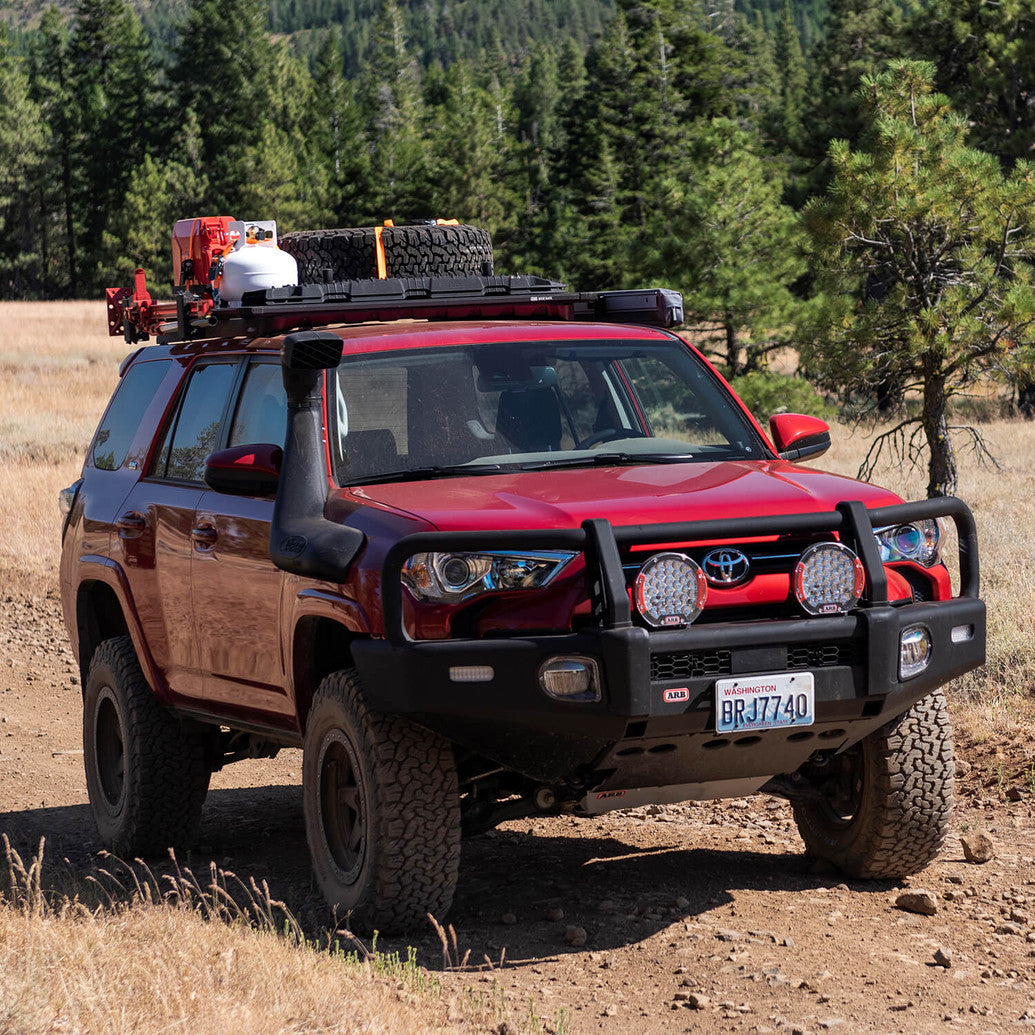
[106,272,683,345]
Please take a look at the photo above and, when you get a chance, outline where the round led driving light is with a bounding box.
[794,542,865,616]
[634,552,707,628]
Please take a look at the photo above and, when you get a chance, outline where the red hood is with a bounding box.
[347,460,903,532]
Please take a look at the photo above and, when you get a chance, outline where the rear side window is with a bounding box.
[92,360,171,471]
[152,362,238,482]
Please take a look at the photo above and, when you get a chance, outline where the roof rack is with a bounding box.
[106,271,684,345]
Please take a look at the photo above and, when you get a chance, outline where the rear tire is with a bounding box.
[792,691,954,878]
[83,637,210,856]
[302,669,461,932]
[280,224,493,283]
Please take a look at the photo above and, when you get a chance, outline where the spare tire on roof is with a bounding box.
[280,223,493,283]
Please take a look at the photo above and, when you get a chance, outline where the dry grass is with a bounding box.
[0,302,125,581]
[0,839,504,1034]
[821,416,1035,731]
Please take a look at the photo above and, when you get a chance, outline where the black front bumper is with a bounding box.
[352,498,984,789]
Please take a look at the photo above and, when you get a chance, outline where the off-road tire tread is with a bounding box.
[280,224,493,283]
[304,669,460,932]
[83,637,209,857]
[792,691,954,878]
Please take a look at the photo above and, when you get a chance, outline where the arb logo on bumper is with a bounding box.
[663,688,690,703]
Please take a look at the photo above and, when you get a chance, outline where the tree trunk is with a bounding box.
[725,319,740,379]
[922,367,956,498]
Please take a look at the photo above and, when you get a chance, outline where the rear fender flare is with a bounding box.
[74,556,172,704]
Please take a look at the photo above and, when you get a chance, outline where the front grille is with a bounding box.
[651,641,861,681]
[787,642,863,669]
[651,649,732,680]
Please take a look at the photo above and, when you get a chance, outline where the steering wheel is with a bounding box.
[577,428,648,449]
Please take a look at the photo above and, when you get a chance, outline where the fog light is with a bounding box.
[900,625,932,680]
[794,542,865,615]
[634,552,707,628]
[449,665,494,683]
[539,656,601,703]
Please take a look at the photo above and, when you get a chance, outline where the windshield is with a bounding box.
[329,338,768,485]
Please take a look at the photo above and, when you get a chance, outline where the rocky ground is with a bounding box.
[2,583,1034,1033]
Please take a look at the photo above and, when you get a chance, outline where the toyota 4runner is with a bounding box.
[59,220,985,931]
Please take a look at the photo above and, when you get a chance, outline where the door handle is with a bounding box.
[191,524,218,549]
[116,511,146,538]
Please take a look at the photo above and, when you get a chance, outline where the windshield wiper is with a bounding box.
[519,452,694,471]
[348,463,505,485]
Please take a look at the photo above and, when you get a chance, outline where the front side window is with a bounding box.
[152,362,238,482]
[329,338,766,485]
[228,362,287,448]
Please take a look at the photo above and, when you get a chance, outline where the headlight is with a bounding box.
[793,542,865,615]
[402,550,575,602]
[874,518,944,567]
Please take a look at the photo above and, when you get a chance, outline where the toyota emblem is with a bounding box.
[702,548,750,585]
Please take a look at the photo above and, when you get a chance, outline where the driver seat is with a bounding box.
[496,387,563,452]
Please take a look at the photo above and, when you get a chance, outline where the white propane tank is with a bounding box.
[219,219,299,303]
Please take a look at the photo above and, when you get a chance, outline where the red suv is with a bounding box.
[60,240,984,932]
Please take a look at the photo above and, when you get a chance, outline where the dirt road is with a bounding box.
[2,582,1033,1032]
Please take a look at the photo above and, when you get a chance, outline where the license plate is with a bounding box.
[714,672,815,733]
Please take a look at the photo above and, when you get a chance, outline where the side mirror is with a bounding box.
[204,443,282,496]
[769,413,831,462]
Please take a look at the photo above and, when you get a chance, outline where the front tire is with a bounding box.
[83,637,210,856]
[792,691,954,878]
[302,670,460,932]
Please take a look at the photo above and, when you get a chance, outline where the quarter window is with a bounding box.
[91,360,171,471]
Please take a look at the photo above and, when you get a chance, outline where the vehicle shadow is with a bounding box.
[0,792,897,967]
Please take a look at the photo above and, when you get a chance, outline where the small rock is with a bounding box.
[955,757,971,777]
[1006,786,1025,802]
[674,895,690,909]
[545,907,564,922]
[933,946,953,968]
[673,991,691,1002]
[500,912,517,925]
[961,831,995,864]
[1010,908,1030,924]
[564,925,587,947]
[896,890,939,916]
[597,900,617,915]
[782,936,795,948]
[687,993,711,1010]
[818,1020,845,1030]
[603,1005,618,1017]
[715,928,744,942]
[995,922,1024,937]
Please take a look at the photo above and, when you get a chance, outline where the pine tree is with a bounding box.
[801,61,1035,497]
[168,0,277,213]
[914,0,1035,166]
[310,30,373,226]
[357,0,430,220]
[68,0,158,291]
[655,117,804,376]
[773,0,807,150]
[30,8,77,295]
[806,0,903,162]
[0,27,47,298]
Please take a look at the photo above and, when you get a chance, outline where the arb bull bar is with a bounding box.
[351,497,984,797]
